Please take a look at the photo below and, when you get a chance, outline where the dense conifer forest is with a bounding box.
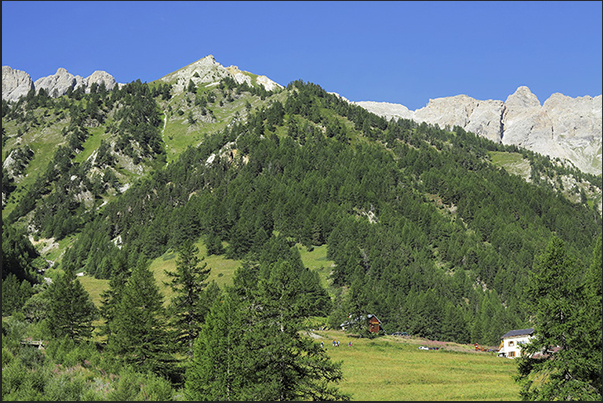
[2,76,601,400]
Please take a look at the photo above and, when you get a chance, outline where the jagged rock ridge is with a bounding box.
[2,65,118,101]
[33,68,117,97]
[356,87,602,175]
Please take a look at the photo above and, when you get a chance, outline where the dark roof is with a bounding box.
[501,328,534,339]
[367,314,381,323]
[340,314,382,328]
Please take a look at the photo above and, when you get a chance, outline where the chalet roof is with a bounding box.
[340,313,382,328]
[501,328,534,339]
[367,314,381,323]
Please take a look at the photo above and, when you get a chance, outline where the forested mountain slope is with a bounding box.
[3,56,602,400]
[4,70,600,346]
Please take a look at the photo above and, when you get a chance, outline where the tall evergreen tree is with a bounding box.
[1,273,34,316]
[186,288,251,401]
[515,237,601,400]
[247,259,349,401]
[105,258,174,376]
[98,251,131,339]
[46,265,99,342]
[164,240,211,359]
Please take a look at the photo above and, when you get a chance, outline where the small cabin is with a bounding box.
[340,313,384,334]
[367,314,382,333]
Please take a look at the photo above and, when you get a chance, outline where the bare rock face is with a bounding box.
[161,55,231,93]
[354,101,413,120]
[465,100,505,142]
[86,70,117,91]
[33,67,117,97]
[33,67,84,97]
[414,94,479,129]
[2,66,35,102]
[501,86,546,147]
[356,86,602,175]
[255,75,281,92]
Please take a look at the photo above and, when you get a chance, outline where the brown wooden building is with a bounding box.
[340,313,384,334]
[367,314,382,333]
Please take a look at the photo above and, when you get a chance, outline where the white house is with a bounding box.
[497,328,534,358]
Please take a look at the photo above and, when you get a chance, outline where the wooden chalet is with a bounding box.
[340,313,384,334]
[367,314,382,333]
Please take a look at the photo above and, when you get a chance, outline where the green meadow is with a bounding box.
[313,330,520,401]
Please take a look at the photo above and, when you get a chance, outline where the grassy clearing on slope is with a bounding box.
[488,151,531,179]
[73,126,107,164]
[75,240,241,310]
[297,244,335,291]
[314,329,520,401]
[148,240,241,304]
[78,241,333,309]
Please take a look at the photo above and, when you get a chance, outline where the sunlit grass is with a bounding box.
[315,330,520,401]
[488,151,530,178]
[297,244,335,291]
[148,240,241,304]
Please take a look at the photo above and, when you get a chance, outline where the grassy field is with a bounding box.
[313,329,520,401]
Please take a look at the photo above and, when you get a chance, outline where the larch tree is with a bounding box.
[105,257,174,376]
[164,240,211,359]
[515,236,602,400]
[185,288,251,401]
[186,237,350,401]
[46,265,98,342]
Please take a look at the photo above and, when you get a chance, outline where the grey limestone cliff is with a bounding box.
[2,66,117,101]
[33,67,117,97]
[356,86,602,175]
[2,66,35,102]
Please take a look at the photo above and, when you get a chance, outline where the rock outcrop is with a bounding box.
[33,68,117,97]
[356,87,602,175]
[2,66,35,102]
[2,66,117,101]
[160,55,282,94]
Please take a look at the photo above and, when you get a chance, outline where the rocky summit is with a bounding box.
[158,54,282,94]
[356,87,602,175]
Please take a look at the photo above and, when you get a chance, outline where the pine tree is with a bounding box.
[164,240,210,359]
[98,251,131,339]
[105,258,174,376]
[515,237,601,400]
[185,288,252,401]
[46,265,99,342]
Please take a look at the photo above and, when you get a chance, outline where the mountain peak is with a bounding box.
[505,86,540,108]
[159,54,282,94]
[356,86,601,175]
[191,54,218,67]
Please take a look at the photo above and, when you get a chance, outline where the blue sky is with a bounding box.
[2,1,601,110]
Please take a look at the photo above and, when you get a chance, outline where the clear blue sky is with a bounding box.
[2,1,601,110]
